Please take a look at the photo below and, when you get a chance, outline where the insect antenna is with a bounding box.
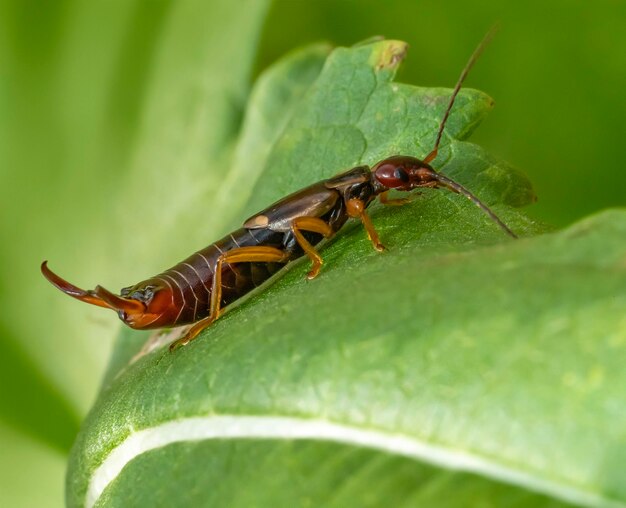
[424,24,499,164]
[432,173,517,238]
[419,24,515,238]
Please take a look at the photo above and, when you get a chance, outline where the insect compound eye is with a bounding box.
[374,162,411,189]
[394,167,409,183]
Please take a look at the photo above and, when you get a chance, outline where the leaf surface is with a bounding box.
[0,0,271,426]
[68,40,626,508]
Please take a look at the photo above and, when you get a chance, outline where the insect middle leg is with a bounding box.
[169,246,290,351]
[346,198,385,252]
[290,216,334,280]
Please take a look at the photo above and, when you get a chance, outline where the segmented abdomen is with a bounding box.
[152,227,291,326]
[145,189,349,327]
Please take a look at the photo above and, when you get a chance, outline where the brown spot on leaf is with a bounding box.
[373,41,408,71]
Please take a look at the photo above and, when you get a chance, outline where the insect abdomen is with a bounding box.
[156,227,288,325]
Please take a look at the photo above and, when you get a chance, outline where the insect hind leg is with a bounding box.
[169,246,289,351]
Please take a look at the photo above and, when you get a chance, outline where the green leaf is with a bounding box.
[0,0,271,432]
[0,3,272,506]
[0,322,79,452]
[0,423,66,508]
[66,40,626,508]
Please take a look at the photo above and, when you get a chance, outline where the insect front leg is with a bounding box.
[290,216,334,279]
[169,246,290,351]
[345,198,385,252]
[379,191,412,206]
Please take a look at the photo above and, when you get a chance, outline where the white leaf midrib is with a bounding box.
[86,415,621,508]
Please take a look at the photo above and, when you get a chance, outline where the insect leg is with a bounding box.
[290,217,334,280]
[379,191,412,206]
[169,246,289,351]
[346,198,385,252]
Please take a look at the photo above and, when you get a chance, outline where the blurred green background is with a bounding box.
[1,1,624,506]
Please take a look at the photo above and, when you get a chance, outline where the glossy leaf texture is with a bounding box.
[68,41,626,508]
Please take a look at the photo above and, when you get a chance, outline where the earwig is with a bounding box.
[42,27,516,351]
